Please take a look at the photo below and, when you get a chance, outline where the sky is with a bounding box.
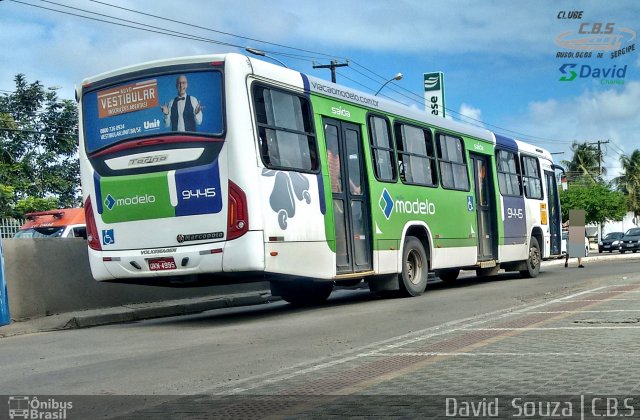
[1,0,639,179]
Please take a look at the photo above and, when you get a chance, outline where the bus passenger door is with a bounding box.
[470,153,497,261]
[545,171,561,255]
[323,118,372,274]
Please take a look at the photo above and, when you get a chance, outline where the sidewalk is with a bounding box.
[1,252,638,338]
[544,249,640,266]
[0,290,278,338]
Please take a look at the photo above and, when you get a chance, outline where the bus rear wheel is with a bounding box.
[520,236,541,278]
[271,279,333,306]
[399,236,428,297]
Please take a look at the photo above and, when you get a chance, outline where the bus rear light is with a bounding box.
[85,197,102,251]
[227,180,249,241]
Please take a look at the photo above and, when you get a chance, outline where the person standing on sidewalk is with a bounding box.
[564,220,585,268]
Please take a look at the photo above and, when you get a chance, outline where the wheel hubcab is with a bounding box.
[406,250,423,285]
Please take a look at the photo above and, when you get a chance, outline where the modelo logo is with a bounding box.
[182,188,216,200]
[128,154,168,166]
[395,198,436,215]
[379,188,436,219]
[331,106,351,118]
[105,193,156,210]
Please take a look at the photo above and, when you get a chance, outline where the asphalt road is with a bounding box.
[1,256,640,417]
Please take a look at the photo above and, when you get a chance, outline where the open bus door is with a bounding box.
[546,167,563,256]
[323,117,372,275]
[470,153,498,263]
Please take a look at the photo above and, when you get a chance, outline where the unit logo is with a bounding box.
[104,193,156,210]
[143,118,161,130]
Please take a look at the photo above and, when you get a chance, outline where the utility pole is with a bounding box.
[312,60,349,83]
[586,139,610,175]
[585,140,610,243]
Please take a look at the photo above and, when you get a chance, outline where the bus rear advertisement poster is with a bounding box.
[82,70,224,153]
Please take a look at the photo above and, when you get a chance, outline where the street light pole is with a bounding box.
[374,73,403,96]
[245,48,288,68]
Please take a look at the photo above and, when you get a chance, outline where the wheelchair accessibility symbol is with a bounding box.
[102,229,115,245]
[467,196,474,212]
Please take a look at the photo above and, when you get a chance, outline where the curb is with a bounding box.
[2,253,638,338]
[543,251,640,267]
[0,291,279,338]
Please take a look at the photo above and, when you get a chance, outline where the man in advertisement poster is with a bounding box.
[161,75,203,132]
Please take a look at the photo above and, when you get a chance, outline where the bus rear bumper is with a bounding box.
[88,231,265,282]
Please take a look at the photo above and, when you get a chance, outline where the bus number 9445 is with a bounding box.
[506,207,524,219]
[182,188,216,200]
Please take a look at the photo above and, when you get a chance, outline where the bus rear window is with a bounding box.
[82,70,224,154]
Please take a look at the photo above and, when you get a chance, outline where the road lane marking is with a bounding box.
[461,326,640,330]
[210,284,625,395]
[527,310,640,313]
[369,351,640,357]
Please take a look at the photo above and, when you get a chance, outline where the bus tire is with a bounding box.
[436,269,460,282]
[273,280,333,306]
[399,236,428,297]
[520,236,541,278]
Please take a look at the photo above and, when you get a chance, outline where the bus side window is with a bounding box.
[496,149,522,196]
[395,122,437,187]
[521,155,542,199]
[436,134,469,191]
[367,115,396,182]
[253,85,318,172]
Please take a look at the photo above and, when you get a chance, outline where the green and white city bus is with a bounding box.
[78,53,563,304]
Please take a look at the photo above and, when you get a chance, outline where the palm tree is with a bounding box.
[614,149,640,220]
[561,141,605,185]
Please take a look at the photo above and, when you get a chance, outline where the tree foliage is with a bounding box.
[613,149,640,219]
[0,74,79,218]
[561,141,605,184]
[560,182,627,225]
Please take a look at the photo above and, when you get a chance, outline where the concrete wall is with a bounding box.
[3,238,269,321]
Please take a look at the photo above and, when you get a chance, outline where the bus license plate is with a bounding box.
[148,257,177,271]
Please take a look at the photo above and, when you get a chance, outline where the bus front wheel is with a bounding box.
[520,236,541,278]
[399,236,428,297]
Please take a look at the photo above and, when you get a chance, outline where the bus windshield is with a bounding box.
[82,69,224,154]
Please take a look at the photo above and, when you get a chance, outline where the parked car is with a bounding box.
[13,208,86,239]
[619,228,640,254]
[561,230,589,257]
[598,231,624,253]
